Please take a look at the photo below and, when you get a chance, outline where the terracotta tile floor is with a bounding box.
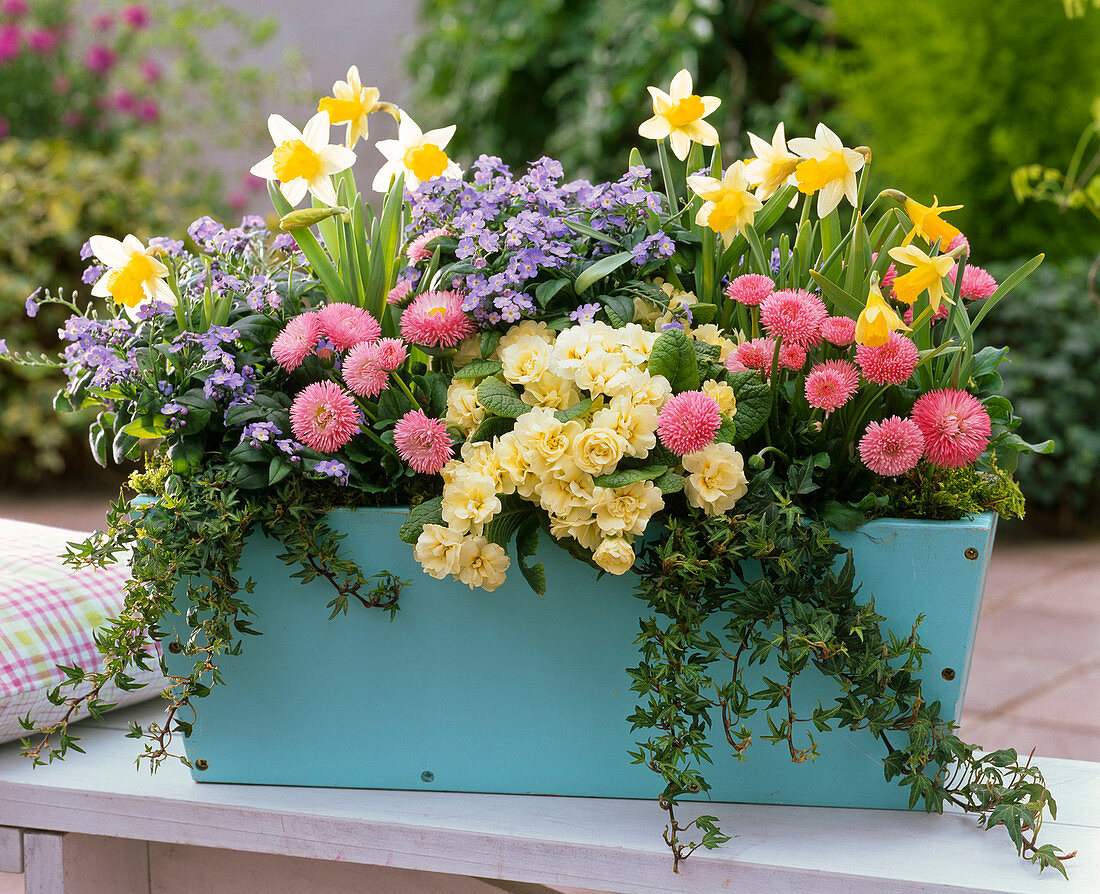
[2,492,1098,762]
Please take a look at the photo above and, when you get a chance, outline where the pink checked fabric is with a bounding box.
[0,517,166,744]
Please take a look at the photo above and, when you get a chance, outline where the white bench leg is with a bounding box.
[23,831,148,894]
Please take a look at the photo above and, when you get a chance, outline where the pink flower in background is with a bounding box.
[393,409,453,474]
[374,337,408,371]
[880,263,898,293]
[657,390,722,455]
[84,45,117,75]
[290,381,361,453]
[0,116,8,140]
[950,264,997,301]
[859,416,924,476]
[805,360,859,414]
[113,90,136,113]
[760,288,828,348]
[1,0,28,16]
[316,302,381,351]
[400,290,474,348]
[139,58,161,83]
[52,75,70,94]
[60,109,83,128]
[243,171,266,192]
[0,24,21,63]
[342,342,390,397]
[734,337,777,373]
[778,342,807,371]
[911,388,991,468]
[227,191,247,212]
[120,4,150,28]
[271,312,322,371]
[92,13,112,30]
[136,100,159,122]
[386,280,413,306]
[855,331,919,385]
[27,28,56,54]
[903,302,950,326]
[821,315,856,347]
[948,232,970,254]
[406,228,451,264]
[725,273,774,306]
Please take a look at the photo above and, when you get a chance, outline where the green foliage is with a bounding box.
[410,0,827,179]
[869,461,1025,522]
[0,137,174,484]
[977,257,1100,529]
[801,0,1100,259]
[630,465,1073,877]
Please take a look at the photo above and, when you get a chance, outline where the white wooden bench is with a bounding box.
[0,704,1097,893]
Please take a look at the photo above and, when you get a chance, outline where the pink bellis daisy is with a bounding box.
[316,302,381,352]
[290,381,361,453]
[911,388,992,468]
[859,416,925,477]
[387,280,414,306]
[778,342,807,372]
[343,342,390,398]
[821,316,856,347]
[950,264,997,301]
[657,390,723,455]
[903,302,950,326]
[947,232,970,254]
[725,273,775,307]
[734,337,777,373]
[400,290,475,348]
[374,337,408,371]
[805,360,859,415]
[855,331,920,386]
[406,228,451,264]
[272,312,322,371]
[393,409,453,474]
[760,289,828,348]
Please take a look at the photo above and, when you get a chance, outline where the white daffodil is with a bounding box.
[250,111,356,207]
[372,112,462,193]
[88,234,175,318]
[788,123,866,217]
[637,69,721,161]
[318,65,398,149]
[744,122,800,201]
[687,161,763,247]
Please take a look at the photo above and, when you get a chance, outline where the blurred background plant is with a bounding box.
[409,0,830,182]
[0,0,304,486]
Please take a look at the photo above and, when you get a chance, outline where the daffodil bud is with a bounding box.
[279,206,349,231]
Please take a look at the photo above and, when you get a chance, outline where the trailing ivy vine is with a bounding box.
[629,463,1076,877]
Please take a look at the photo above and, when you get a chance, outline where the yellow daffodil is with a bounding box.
[88,234,175,318]
[372,111,461,193]
[855,279,907,347]
[251,111,356,207]
[744,123,800,200]
[637,69,720,161]
[317,65,399,148]
[687,161,763,247]
[888,244,956,311]
[901,195,963,249]
[789,123,866,216]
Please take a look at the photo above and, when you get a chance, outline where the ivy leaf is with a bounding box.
[593,464,668,488]
[454,360,503,380]
[554,397,593,423]
[398,496,444,544]
[516,516,546,596]
[476,376,529,419]
[648,329,699,393]
[727,371,770,441]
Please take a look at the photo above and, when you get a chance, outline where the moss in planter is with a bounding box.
[869,461,1025,522]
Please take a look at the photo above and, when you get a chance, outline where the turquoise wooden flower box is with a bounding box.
[163,509,995,808]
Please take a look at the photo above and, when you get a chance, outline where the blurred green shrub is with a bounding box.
[0,0,302,485]
[410,0,828,180]
[0,137,176,484]
[800,0,1100,260]
[978,257,1100,531]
